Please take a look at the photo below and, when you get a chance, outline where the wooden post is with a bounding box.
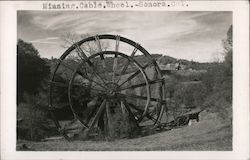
[105,101,113,138]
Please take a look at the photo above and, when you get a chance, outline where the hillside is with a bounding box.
[17,110,232,151]
[44,54,217,72]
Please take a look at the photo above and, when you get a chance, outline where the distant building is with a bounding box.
[156,61,186,71]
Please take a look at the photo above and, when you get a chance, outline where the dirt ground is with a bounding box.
[17,111,232,151]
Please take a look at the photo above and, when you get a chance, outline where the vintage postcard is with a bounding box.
[0,0,249,160]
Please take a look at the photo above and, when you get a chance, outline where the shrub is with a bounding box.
[173,82,206,109]
[102,106,140,140]
[200,25,232,120]
[17,94,54,141]
[202,64,232,119]
[17,39,50,103]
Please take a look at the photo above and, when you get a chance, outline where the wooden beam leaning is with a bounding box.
[122,100,139,127]
[126,103,159,124]
[88,99,107,131]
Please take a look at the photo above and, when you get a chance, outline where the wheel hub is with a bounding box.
[106,82,119,97]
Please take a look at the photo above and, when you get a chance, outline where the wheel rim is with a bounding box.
[48,34,166,139]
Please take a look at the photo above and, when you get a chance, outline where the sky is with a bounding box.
[17,11,232,62]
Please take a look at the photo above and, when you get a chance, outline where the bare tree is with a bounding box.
[61,32,109,57]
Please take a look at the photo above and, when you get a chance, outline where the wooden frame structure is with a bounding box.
[48,34,167,140]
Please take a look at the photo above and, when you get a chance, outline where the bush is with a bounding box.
[17,94,54,141]
[202,63,232,119]
[200,25,232,119]
[17,39,50,103]
[104,106,140,140]
[174,82,207,108]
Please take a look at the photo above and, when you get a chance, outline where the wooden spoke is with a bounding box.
[88,70,108,88]
[58,59,107,90]
[84,100,100,124]
[74,43,88,61]
[118,69,141,87]
[115,58,132,84]
[122,100,139,126]
[118,78,163,91]
[50,81,105,95]
[74,45,108,86]
[98,53,110,83]
[105,101,112,133]
[67,81,106,94]
[117,93,161,102]
[117,93,162,103]
[120,100,126,116]
[88,70,108,92]
[89,88,106,94]
[58,59,97,86]
[115,44,139,84]
[74,43,94,67]
[131,43,140,57]
[75,116,90,129]
[95,35,102,52]
[112,53,118,82]
[127,103,159,124]
[99,52,105,64]
[115,35,120,52]
[79,75,107,90]
[58,59,91,83]
[117,60,155,88]
[87,69,96,88]
[70,94,102,103]
[88,99,107,130]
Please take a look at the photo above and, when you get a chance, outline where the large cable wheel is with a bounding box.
[48,34,166,140]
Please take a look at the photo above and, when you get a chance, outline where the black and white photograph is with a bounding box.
[16,10,234,151]
[0,1,249,159]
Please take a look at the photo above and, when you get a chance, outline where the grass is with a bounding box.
[17,111,232,151]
